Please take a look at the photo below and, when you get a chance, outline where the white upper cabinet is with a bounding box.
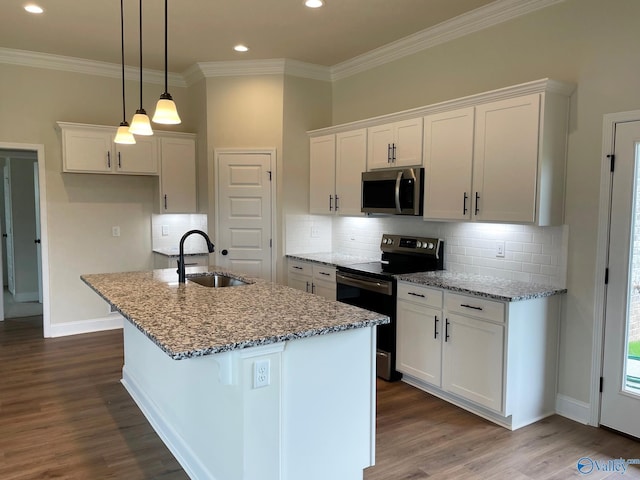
[309,135,336,214]
[367,118,422,170]
[423,107,475,221]
[159,136,197,213]
[335,129,367,216]
[59,122,158,175]
[309,129,366,216]
[114,135,158,175]
[472,94,541,224]
[422,84,571,226]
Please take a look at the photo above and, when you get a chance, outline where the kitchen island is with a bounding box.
[81,267,389,480]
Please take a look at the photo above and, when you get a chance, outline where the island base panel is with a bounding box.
[121,322,376,480]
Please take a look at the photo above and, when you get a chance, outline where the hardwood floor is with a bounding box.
[1,318,638,480]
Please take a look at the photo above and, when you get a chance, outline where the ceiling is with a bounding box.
[1,0,497,73]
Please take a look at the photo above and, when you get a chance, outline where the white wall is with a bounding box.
[330,0,640,408]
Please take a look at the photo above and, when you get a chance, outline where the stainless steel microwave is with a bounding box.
[361,167,424,216]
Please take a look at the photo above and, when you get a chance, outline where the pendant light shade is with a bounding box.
[115,123,136,144]
[129,0,153,136]
[153,0,181,124]
[129,110,154,135]
[114,0,136,144]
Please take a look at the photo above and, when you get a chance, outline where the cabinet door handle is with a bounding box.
[463,192,468,215]
[408,292,425,298]
[292,266,303,270]
[107,151,111,169]
[474,192,480,215]
[117,152,122,169]
[319,271,330,276]
[335,195,339,211]
[311,283,316,294]
[461,303,483,311]
[445,318,450,342]
[305,281,311,293]
[392,143,396,162]
[387,144,392,163]
[329,195,333,211]
[434,315,439,339]
[164,194,168,210]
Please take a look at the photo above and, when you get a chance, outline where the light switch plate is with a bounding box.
[495,240,505,258]
[112,226,120,237]
[162,225,169,236]
[311,226,320,238]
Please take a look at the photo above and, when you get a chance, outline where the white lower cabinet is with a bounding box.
[396,281,559,430]
[442,312,504,412]
[287,259,336,300]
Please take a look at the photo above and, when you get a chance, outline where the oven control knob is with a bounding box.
[388,238,393,245]
[382,238,388,244]
[427,242,434,249]
[416,241,422,248]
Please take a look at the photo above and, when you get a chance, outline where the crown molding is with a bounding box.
[0,47,187,88]
[185,58,331,85]
[330,0,567,81]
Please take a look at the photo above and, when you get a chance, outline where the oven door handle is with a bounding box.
[336,272,393,295]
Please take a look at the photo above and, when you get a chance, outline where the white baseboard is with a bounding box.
[555,393,591,424]
[13,291,39,303]
[122,367,214,480]
[49,314,124,337]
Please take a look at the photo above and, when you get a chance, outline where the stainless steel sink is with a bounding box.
[186,274,248,288]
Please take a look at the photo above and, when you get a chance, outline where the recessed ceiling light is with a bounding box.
[234,44,249,53]
[24,4,44,14]
[305,0,324,8]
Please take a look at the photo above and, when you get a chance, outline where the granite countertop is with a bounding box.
[153,247,209,257]
[81,267,389,360]
[286,252,379,267]
[396,271,566,302]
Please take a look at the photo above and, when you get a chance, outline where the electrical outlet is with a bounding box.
[254,359,270,389]
[311,226,320,238]
[112,226,120,237]
[162,225,169,236]
[495,240,505,258]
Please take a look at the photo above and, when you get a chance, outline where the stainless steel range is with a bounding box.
[336,234,444,381]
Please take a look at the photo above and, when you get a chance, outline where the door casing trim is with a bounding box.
[594,110,640,426]
[0,142,50,337]
[211,148,277,283]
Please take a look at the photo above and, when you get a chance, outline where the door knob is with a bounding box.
[221,249,228,256]
[34,239,41,244]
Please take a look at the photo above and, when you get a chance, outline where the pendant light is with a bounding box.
[114,0,136,144]
[152,0,181,124]
[129,0,153,136]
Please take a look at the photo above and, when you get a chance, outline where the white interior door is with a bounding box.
[3,163,15,295]
[33,162,42,304]
[216,151,273,281]
[601,120,640,438]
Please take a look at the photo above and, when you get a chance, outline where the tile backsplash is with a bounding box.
[151,214,208,251]
[286,215,568,288]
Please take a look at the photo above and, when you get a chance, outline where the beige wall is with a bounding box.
[282,75,332,255]
[0,63,192,325]
[332,0,640,405]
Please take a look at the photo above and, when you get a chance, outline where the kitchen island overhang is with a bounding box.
[81,267,389,480]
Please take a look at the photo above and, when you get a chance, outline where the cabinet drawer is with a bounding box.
[288,260,312,277]
[313,265,336,282]
[444,292,504,323]
[397,282,443,309]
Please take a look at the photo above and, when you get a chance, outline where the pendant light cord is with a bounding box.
[120,0,127,123]
[164,0,168,94]
[138,0,143,111]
